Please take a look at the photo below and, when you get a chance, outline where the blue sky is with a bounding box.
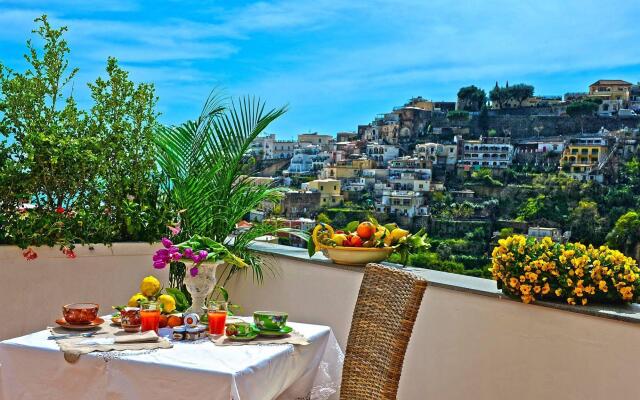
[1,0,640,138]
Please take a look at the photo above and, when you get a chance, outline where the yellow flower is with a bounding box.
[533,285,541,294]
[140,276,161,297]
[567,297,576,305]
[555,288,563,297]
[598,280,608,292]
[582,298,588,306]
[509,277,519,288]
[566,278,573,287]
[521,294,534,304]
[542,283,550,295]
[520,285,532,295]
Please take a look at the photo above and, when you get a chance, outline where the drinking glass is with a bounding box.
[140,301,161,334]
[207,301,228,335]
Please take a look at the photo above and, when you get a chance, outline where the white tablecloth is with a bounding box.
[0,318,343,400]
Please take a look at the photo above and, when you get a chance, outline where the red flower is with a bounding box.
[55,206,65,214]
[22,248,38,261]
[62,247,76,259]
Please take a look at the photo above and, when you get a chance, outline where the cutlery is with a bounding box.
[47,332,106,340]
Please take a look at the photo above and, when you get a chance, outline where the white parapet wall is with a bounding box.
[0,243,168,340]
[226,243,640,400]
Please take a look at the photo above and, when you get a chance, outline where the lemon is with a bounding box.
[128,293,148,307]
[374,227,390,241]
[385,228,409,246]
[158,294,176,313]
[140,276,161,297]
[332,233,348,246]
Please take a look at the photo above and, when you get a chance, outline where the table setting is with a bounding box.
[0,293,343,400]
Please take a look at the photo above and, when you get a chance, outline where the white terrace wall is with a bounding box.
[0,243,168,340]
[224,249,640,400]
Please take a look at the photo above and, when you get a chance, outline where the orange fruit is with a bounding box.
[167,315,183,328]
[158,314,168,328]
[356,222,376,240]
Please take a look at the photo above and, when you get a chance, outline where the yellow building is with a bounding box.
[588,80,632,102]
[305,179,343,207]
[560,137,608,182]
[321,158,376,180]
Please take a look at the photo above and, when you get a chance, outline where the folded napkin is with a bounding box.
[50,321,172,362]
[211,330,309,346]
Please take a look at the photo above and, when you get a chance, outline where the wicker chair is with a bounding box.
[340,263,428,400]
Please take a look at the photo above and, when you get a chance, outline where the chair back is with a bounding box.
[340,263,428,400]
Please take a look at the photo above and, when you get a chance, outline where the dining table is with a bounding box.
[0,317,343,400]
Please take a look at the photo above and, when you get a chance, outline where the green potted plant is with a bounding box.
[154,91,286,306]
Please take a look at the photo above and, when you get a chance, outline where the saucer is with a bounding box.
[252,324,293,337]
[55,317,105,330]
[227,332,258,341]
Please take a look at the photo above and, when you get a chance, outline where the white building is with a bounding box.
[366,143,400,166]
[414,143,458,166]
[273,140,297,159]
[377,190,426,218]
[458,136,513,171]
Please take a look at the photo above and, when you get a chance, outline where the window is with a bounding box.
[334,185,337,190]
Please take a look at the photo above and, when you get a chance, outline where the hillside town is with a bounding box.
[245,79,640,276]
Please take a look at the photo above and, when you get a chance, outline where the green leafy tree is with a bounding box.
[489,83,509,108]
[569,200,605,245]
[457,85,486,111]
[88,57,162,239]
[507,83,534,107]
[0,16,170,251]
[316,212,332,225]
[0,15,99,210]
[606,211,640,259]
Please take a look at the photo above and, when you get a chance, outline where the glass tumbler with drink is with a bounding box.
[208,301,228,335]
[140,301,161,334]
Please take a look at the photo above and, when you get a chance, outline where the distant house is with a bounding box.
[560,136,609,182]
[527,226,564,242]
[588,79,632,115]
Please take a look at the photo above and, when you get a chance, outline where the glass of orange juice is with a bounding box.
[207,301,228,335]
[140,301,161,334]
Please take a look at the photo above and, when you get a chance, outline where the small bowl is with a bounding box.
[62,303,99,324]
[253,311,288,331]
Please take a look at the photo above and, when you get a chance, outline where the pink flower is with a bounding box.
[184,248,194,259]
[189,266,199,277]
[198,250,208,260]
[22,248,37,261]
[161,237,173,249]
[167,222,181,236]
[153,260,167,269]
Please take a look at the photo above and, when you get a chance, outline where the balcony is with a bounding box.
[2,242,640,399]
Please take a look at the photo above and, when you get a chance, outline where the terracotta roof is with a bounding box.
[589,80,632,86]
[235,220,253,228]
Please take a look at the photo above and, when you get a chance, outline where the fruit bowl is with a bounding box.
[321,246,394,266]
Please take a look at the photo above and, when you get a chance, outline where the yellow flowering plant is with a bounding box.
[491,235,640,305]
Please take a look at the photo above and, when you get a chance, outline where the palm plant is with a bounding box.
[154,90,287,289]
